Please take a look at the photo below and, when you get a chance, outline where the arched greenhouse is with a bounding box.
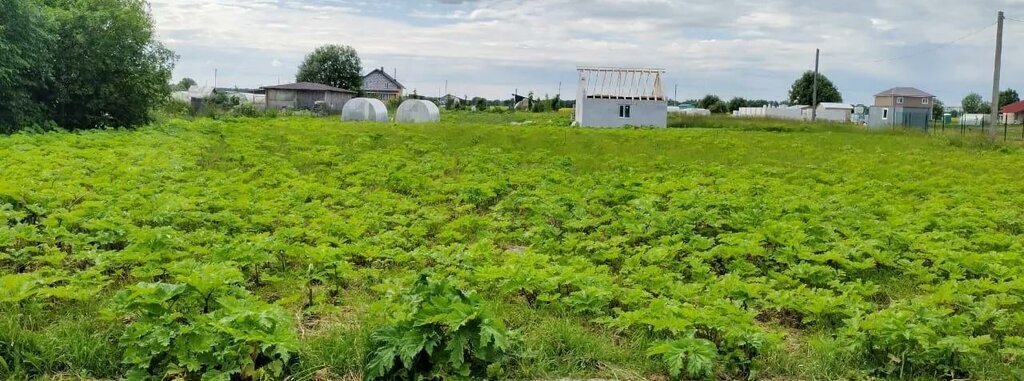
[341,98,389,122]
[395,100,440,123]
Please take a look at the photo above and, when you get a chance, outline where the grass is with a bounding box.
[3,111,1024,380]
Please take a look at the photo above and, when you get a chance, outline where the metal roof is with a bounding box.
[817,102,854,110]
[577,66,665,101]
[260,82,355,93]
[875,87,934,98]
[1002,100,1024,114]
[187,85,215,99]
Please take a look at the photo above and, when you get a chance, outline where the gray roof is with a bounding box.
[260,82,355,93]
[875,87,934,98]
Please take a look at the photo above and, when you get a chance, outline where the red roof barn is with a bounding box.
[1001,100,1024,124]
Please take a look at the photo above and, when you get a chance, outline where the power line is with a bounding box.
[867,21,997,63]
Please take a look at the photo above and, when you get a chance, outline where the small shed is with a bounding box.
[396,100,440,123]
[574,66,667,128]
[342,98,389,122]
[803,103,854,123]
[261,82,355,113]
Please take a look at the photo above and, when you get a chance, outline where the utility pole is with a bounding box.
[214,68,218,89]
[558,82,562,98]
[989,10,1005,142]
[674,84,678,102]
[811,49,820,122]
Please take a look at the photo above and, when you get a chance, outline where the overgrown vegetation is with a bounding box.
[2,112,1024,380]
[0,0,175,132]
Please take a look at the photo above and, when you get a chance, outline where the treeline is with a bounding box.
[674,96,784,114]
[0,0,174,133]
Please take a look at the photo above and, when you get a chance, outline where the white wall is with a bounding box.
[577,98,667,128]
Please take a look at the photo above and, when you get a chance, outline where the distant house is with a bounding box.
[802,102,854,123]
[574,66,667,128]
[439,94,468,107]
[261,82,355,113]
[1001,100,1024,124]
[867,87,934,128]
[361,68,405,102]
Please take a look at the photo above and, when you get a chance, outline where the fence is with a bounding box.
[931,118,1024,142]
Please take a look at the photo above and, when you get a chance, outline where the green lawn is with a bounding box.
[2,112,1024,380]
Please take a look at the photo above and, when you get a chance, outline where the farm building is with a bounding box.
[574,66,667,128]
[261,82,355,113]
[361,68,404,102]
[1001,101,1024,124]
[802,103,854,123]
[867,87,934,128]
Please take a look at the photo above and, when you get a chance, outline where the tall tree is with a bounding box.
[175,77,197,91]
[962,93,984,114]
[0,0,52,132]
[296,45,362,90]
[787,71,842,106]
[999,88,1019,108]
[697,95,722,110]
[932,99,945,121]
[45,0,176,129]
[727,97,748,112]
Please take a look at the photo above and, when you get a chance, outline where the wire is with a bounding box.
[1006,16,1024,23]
[867,21,997,63]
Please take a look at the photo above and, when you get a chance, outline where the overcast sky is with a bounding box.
[151,0,1024,104]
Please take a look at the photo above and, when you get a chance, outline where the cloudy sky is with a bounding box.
[150,0,1024,105]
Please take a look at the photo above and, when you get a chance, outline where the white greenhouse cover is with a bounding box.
[342,98,389,122]
[395,100,440,123]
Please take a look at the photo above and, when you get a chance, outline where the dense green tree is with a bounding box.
[727,97,748,112]
[44,0,176,129]
[174,77,197,91]
[962,93,984,114]
[697,95,722,110]
[932,99,945,121]
[296,44,362,91]
[999,88,1019,109]
[979,102,992,115]
[787,71,842,106]
[710,101,730,114]
[0,0,53,132]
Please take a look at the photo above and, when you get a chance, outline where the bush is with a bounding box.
[157,99,192,119]
[231,103,260,118]
[110,263,297,381]
[363,275,513,380]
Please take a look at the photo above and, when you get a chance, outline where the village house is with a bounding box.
[261,82,355,113]
[1001,100,1024,124]
[867,87,935,128]
[361,68,405,102]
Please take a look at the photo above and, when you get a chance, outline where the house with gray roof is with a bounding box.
[361,68,405,102]
[261,82,355,113]
[867,87,935,128]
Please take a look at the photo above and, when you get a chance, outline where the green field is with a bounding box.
[3,112,1024,380]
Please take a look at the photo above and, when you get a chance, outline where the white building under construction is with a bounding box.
[574,66,667,128]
